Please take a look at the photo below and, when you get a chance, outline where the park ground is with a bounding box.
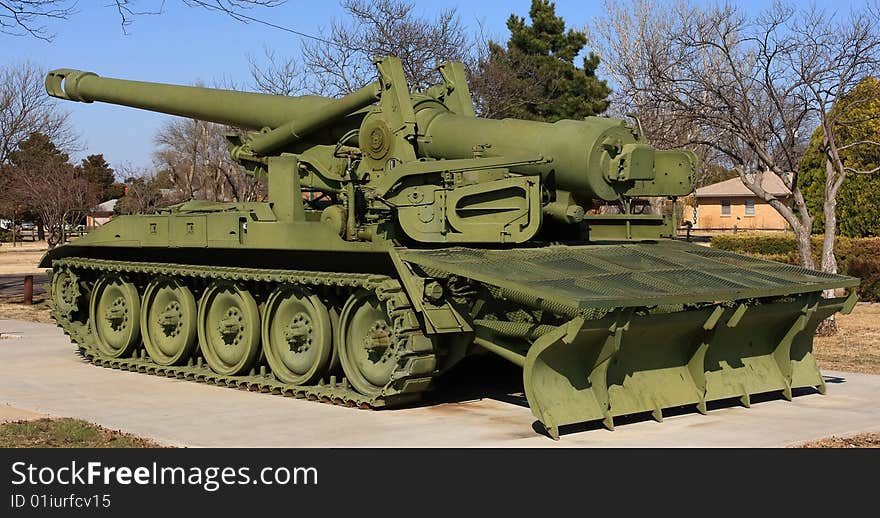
[1,242,878,447]
[0,242,52,324]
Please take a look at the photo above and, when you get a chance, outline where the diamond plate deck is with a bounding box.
[400,241,859,309]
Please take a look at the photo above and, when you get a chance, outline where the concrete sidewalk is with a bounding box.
[1,318,879,447]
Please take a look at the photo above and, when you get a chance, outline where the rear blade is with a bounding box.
[523,293,851,439]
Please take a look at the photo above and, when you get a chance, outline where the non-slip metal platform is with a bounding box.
[401,241,859,309]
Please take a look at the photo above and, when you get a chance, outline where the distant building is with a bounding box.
[692,173,791,231]
[87,199,118,228]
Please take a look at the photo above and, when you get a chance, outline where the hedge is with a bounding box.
[710,233,880,302]
[839,240,880,303]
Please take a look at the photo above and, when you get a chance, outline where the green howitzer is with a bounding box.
[47,57,695,243]
[42,57,858,438]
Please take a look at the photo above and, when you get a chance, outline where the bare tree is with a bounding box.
[115,177,161,215]
[248,46,308,96]
[22,165,96,246]
[113,164,166,215]
[0,1,74,40]
[591,1,880,275]
[4,132,97,247]
[249,0,470,97]
[1,1,284,41]
[0,61,77,164]
[792,6,880,279]
[588,1,709,154]
[153,117,264,203]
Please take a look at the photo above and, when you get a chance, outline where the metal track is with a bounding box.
[50,257,437,409]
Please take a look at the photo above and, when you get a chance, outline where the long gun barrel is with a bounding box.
[45,68,380,155]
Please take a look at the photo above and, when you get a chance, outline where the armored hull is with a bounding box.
[43,202,858,438]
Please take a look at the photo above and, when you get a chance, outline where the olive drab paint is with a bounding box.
[41,57,859,438]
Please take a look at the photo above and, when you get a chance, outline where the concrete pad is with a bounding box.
[2,318,879,447]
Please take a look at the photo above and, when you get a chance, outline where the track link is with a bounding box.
[50,257,437,409]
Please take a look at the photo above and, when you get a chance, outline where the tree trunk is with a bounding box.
[816,169,841,336]
[793,225,815,270]
[756,174,814,269]
[47,225,61,248]
[821,198,838,275]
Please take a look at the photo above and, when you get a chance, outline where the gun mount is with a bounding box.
[47,58,696,244]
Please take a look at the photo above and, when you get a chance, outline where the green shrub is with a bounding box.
[838,238,880,302]
[710,234,799,256]
[709,233,880,301]
[751,252,799,265]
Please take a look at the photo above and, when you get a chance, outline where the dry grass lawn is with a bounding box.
[0,242,51,322]
[799,432,880,448]
[0,242,48,275]
[0,418,164,448]
[0,280,51,324]
[814,304,880,375]
[0,301,53,323]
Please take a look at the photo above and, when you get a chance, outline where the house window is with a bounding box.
[745,199,755,216]
[721,199,731,216]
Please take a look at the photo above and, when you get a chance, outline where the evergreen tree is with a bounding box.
[8,132,69,168]
[472,0,611,121]
[799,77,880,238]
[76,154,124,202]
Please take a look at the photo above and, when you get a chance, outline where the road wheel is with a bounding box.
[197,282,261,376]
[262,286,334,385]
[141,278,198,366]
[89,274,141,359]
[338,290,402,396]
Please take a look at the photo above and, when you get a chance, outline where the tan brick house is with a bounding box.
[692,173,791,231]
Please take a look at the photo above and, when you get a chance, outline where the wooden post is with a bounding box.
[23,275,33,305]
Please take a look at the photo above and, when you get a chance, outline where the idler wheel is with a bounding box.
[197,282,261,376]
[89,274,141,358]
[141,278,198,366]
[338,290,401,396]
[262,286,335,385]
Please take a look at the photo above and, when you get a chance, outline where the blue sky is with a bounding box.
[1,0,867,171]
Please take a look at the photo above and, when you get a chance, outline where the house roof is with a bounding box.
[92,199,118,213]
[695,172,791,198]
